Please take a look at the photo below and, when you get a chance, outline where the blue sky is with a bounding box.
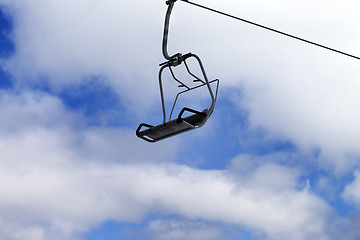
[0,0,360,240]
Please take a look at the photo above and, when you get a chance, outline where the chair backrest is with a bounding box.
[158,53,218,124]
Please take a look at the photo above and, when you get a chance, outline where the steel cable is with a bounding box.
[180,0,360,60]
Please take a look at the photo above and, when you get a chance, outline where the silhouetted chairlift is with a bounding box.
[136,0,219,142]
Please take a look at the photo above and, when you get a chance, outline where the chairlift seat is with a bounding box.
[136,1,219,143]
[136,108,209,142]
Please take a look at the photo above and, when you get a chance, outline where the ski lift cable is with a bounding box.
[180,0,360,61]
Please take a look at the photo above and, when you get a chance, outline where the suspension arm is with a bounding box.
[162,0,182,63]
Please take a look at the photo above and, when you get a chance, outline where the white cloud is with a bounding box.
[0,90,82,131]
[1,0,165,108]
[146,220,223,240]
[228,154,300,192]
[0,221,80,240]
[1,0,360,239]
[0,90,177,239]
[0,151,334,240]
[0,90,336,240]
[239,55,360,173]
[212,0,360,173]
[176,0,360,173]
[2,0,359,172]
[0,131,333,240]
[343,171,360,206]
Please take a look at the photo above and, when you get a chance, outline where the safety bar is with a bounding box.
[158,53,216,124]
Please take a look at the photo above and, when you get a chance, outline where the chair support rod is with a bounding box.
[162,0,182,62]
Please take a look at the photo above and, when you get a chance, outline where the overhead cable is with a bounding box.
[180,0,360,61]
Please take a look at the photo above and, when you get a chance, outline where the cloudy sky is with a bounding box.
[0,0,360,239]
